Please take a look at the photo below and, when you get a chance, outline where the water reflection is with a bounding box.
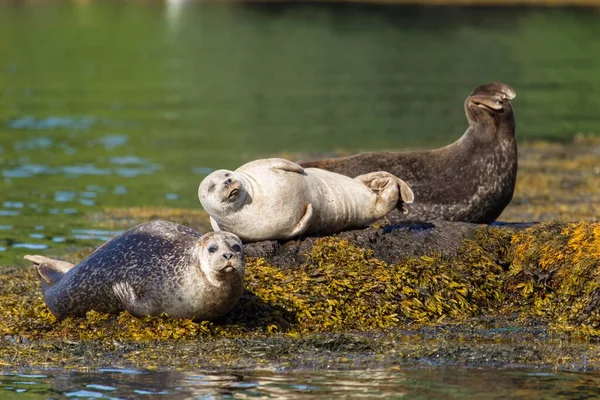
[91,134,128,150]
[13,137,53,151]
[70,228,124,241]
[2,368,600,399]
[12,243,48,250]
[0,209,20,216]
[3,162,162,179]
[7,116,97,131]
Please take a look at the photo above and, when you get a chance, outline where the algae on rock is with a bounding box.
[2,221,600,370]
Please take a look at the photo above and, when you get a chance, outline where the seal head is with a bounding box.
[193,230,245,287]
[466,82,516,139]
[198,169,248,216]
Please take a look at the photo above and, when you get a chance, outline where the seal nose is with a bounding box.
[224,178,232,186]
[223,252,235,260]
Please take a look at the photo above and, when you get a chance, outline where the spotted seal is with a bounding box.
[299,82,517,224]
[198,158,413,242]
[24,221,245,321]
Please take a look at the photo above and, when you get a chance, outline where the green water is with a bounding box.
[2,367,600,399]
[1,2,600,264]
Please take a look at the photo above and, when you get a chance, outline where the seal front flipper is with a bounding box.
[289,203,314,237]
[24,255,75,285]
[268,158,305,174]
[209,216,222,231]
[113,282,156,317]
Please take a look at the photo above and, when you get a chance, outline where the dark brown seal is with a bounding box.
[299,82,517,224]
[24,221,245,321]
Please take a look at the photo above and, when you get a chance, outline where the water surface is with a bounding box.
[2,367,600,399]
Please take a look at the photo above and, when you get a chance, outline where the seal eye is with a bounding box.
[231,244,241,252]
[208,246,218,254]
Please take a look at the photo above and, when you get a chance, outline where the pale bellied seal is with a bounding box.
[198,158,414,242]
[23,221,245,321]
[299,82,517,224]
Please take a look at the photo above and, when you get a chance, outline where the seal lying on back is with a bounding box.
[198,158,414,242]
[299,82,517,224]
[24,221,245,321]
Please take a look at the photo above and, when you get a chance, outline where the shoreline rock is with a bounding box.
[1,220,600,371]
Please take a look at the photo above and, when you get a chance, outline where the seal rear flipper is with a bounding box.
[24,255,75,286]
[24,255,75,273]
[112,282,156,317]
[355,172,414,215]
[289,203,314,237]
[397,178,415,214]
[35,263,65,286]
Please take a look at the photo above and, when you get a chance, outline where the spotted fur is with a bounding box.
[25,221,245,321]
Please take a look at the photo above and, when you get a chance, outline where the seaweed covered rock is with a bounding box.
[2,221,600,370]
[505,222,600,335]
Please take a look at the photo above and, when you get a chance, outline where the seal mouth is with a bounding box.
[473,98,504,113]
[227,187,240,200]
[218,264,238,273]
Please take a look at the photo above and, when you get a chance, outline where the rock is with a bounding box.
[245,220,532,268]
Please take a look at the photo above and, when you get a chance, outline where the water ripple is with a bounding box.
[12,243,48,250]
[7,116,97,131]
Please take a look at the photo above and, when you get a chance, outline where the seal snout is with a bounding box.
[501,87,516,101]
[225,180,242,201]
[223,252,235,260]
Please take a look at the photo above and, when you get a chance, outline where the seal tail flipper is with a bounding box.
[112,282,155,317]
[24,255,75,286]
[289,203,314,238]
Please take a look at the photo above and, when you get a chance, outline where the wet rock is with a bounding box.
[245,220,530,268]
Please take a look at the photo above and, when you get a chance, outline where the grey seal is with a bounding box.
[24,221,245,321]
[299,82,517,224]
[198,158,414,242]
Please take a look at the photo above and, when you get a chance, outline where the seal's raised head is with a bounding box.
[198,170,248,214]
[471,82,516,100]
[194,231,245,286]
[465,82,516,130]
